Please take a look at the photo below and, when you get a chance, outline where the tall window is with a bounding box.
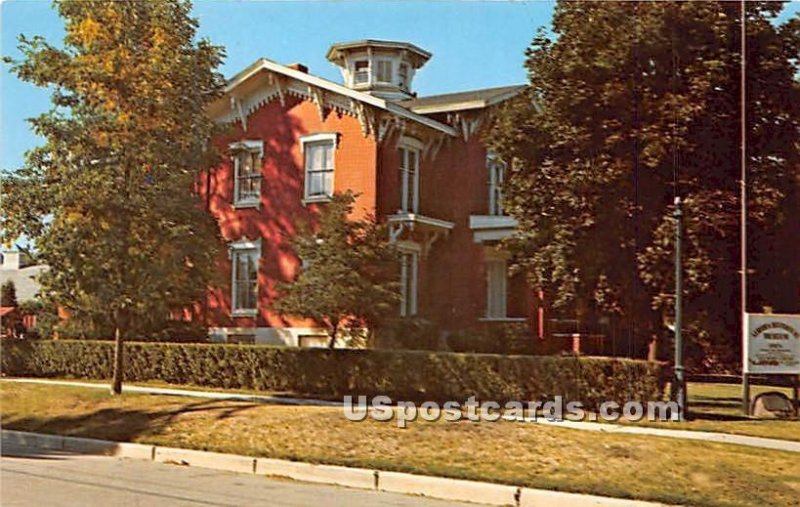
[232,141,263,206]
[400,250,419,317]
[487,151,506,216]
[302,133,336,201]
[485,258,508,319]
[399,145,420,213]
[375,60,393,83]
[231,242,260,314]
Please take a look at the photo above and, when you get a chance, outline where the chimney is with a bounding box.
[2,251,20,270]
[287,63,308,73]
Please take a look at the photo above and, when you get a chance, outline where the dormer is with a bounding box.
[326,40,431,101]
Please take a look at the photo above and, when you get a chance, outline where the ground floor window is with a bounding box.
[231,242,260,314]
[485,258,508,319]
[400,250,419,317]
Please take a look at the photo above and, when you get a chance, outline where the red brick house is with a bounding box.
[201,40,535,346]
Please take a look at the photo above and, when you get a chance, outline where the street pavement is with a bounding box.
[0,442,473,507]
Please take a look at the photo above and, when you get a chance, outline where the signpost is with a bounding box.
[673,197,686,421]
[743,313,800,415]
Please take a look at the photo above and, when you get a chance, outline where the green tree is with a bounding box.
[274,192,400,348]
[1,281,18,308]
[2,0,226,393]
[488,1,800,369]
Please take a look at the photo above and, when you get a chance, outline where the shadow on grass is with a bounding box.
[1,399,261,444]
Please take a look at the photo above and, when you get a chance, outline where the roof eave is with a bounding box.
[213,59,456,137]
[404,85,527,115]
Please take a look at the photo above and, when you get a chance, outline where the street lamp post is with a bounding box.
[674,196,687,421]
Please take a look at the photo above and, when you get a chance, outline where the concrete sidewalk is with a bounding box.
[4,377,799,454]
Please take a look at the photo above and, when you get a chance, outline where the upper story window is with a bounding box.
[375,60,393,84]
[398,63,409,89]
[230,240,260,316]
[487,151,507,216]
[353,60,369,85]
[301,133,338,202]
[399,139,422,214]
[230,140,263,207]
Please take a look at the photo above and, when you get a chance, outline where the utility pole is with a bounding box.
[673,196,686,421]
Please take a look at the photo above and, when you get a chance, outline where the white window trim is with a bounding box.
[398,241,421,317]
[398,62,410,90]
[300,132,338,203]
[484,247,510,320]
[230,239,261,317]
[375,59,394,84]
[352,59,370,87]
[399,137,422,214]
[485,258,507,319]
[487,151,506,216]
[230,140,263,208]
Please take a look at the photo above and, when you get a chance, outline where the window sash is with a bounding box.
[234,151,262,203]
[399,147,419,213]
[304,140,334,198]
[400,251,418,317]
[354,60,369,85]
[398,63,409,88]
[232,249,259,311]
[376,60,393,83]
[486,259,508,319]
[488,155,506,216]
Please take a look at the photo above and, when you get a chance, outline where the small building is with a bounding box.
[0,250,48,303]
[201,40,538,346]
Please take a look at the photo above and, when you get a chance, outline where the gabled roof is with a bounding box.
[210,58,457,137]
[399,85,527,115]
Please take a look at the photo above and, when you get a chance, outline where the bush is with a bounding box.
[376,317,441,351]
[1,340,667,409]
[447,322,535,354]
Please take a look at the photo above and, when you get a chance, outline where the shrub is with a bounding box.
[1,340,667,409]
[447,322,535,354]
[376,317,441,351]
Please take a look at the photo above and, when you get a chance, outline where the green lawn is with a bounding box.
[613,382,800,442]
[2,382,800,507]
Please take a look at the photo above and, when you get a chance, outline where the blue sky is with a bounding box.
[2,1,798,170]
[1,0,556,169]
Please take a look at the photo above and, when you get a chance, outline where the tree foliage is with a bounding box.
[273,192,400,348]
[488,1,800,370]
[2,1,225,341]
[1,281,18,308]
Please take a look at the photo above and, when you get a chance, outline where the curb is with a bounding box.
[1,429,674,507]
[379,471,519,506]
[2,431,155,460]
[519,488,663,507]
[154,446,255,474]
[255,458,377,490]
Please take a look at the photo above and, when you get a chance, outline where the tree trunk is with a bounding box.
[110,325,124,395]
[328,321,338,349]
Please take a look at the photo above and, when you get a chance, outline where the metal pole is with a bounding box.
[740,0,750,416]
[673,197,686,421]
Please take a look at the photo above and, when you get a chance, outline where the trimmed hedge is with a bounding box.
[1,340,667,409]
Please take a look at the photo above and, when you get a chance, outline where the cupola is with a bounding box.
[326,40,431,101]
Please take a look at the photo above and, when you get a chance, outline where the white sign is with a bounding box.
[744,313,800,375]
